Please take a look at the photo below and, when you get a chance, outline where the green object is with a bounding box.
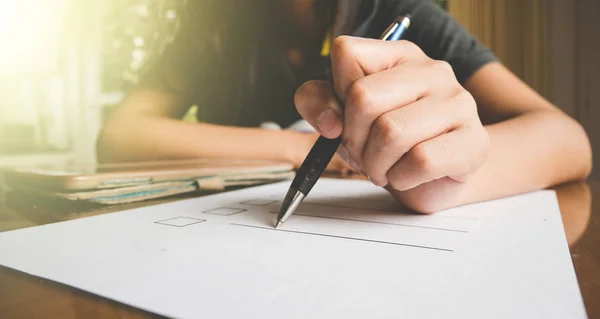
[182,105,199,123]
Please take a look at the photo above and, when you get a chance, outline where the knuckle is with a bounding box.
[386,168,413,192]
[431,59,454,75]
[346,80,374,113]
[425,59,455,82]
[372,114,401,146]
[408,144,436,173]
[453,90,477,113]
[454,90,475,104]
[331,35,356,59]
[400,40,422,55]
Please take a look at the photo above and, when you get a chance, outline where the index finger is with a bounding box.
[330,36,423,102]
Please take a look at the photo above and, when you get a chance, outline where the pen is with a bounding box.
[275,15,411,228]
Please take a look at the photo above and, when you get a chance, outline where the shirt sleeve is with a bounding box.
[372,0,498,85]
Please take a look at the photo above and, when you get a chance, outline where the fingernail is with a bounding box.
[316,109,340,135]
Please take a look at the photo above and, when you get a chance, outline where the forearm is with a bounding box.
[96,114,308,164]
[459,110,592,205]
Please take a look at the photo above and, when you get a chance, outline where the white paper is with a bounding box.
[0,179,586,318]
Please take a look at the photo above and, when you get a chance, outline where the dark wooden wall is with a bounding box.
[448,0,600,178]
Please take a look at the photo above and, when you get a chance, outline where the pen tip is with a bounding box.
[274,221,282,229]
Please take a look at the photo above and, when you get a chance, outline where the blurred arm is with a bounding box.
[95,89,312,165]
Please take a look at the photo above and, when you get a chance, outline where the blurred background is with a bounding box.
[0,0,185,168]
[0,0,598,177]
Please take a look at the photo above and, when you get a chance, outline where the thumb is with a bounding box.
[294,80,344,139]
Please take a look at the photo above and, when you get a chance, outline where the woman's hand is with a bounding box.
[294,36,490,213]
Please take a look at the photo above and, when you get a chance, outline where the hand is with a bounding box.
[294,36,490,213]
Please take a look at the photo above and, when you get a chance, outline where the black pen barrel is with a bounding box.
[291,136,342,195]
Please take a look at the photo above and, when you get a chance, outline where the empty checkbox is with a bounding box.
[240,199,278,206]
[203,207,247,216]
[155,217,206,227]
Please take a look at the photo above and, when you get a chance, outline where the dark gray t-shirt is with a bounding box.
[138,0,496,127]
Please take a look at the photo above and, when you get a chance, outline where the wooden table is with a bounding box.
[1,179,599,319]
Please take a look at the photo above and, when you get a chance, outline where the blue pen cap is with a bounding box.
[389,15,411,41]
[380,15,411,41]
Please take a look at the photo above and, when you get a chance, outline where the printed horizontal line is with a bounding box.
[230,223,453,252]
[302,202,478,220]
[268,211,468,233]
